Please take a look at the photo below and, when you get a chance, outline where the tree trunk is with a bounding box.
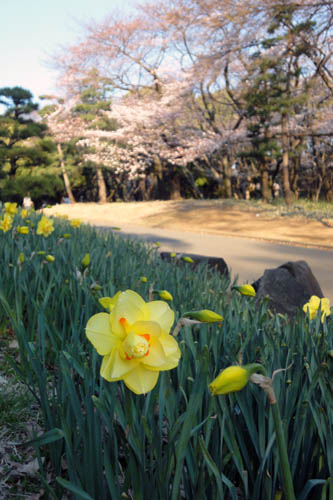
[221,156,232,198]
[281,114,293,208]
[169,174,182,200]
[261,160,271,202]
[57,143,76,203]
[96,165,107,203]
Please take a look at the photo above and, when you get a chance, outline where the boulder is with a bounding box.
[253,260,324,316]
[160,251,229,277]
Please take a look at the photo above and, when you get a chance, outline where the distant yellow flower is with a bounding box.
[0,214,13,232]
[170,252,176,258]
[46,255,55,262]
[140,276,148,283]
[36,216,54,237]
[21,209,28,218]
[16,225,29,235]
[183,309,223,323]
[182,256,194,263]
[233,284,256,297]
[71,219,82,228]
[4,202,17,215]
[303,295,330,323]
[209,366,250,395]
[157,290,173,301]
[63,233,71,238]
[86,290,181,394]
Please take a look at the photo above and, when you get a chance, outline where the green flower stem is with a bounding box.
[270,400,296,500]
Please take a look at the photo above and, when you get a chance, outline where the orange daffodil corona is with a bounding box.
[303,295,330,323]
[85,290,181,395]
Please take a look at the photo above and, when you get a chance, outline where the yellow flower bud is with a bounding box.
[209,366,250,395]
[81,253,90,268]
[63,233,71,239]
[182,256,194,263]
[170,252,176,258]
[140,276,148,283]
[37,251,46,256]
[233,284,256,297]
[183,309,223,323]
[157,290,173,301]
[18,252,25,264]
[46,255,55,262]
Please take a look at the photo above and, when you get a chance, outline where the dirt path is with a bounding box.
[43,200,333,249]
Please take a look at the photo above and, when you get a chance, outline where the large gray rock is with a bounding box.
[160,251,229,277]
[253,260,324,316]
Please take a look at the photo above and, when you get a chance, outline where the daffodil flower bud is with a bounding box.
[156,290,173,301]
[183,309,223,323]
[209,364,263,395]
[18,252,25,264]
[182,256,194,263]
[232,284,256,297]
[46,255,55,262]
[81,253,90,269]
[140,276,148,283]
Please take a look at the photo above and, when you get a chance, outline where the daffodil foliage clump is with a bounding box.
[0,205,333,499]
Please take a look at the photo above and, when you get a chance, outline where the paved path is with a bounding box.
[110,224,333,302]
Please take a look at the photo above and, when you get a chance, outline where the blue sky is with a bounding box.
[1,0,139,102]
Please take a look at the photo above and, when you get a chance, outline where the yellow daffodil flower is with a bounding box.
[21,208,28,218]
[233,284,256,297]
[0,214,13,232]
[209,366,250,395]
[86,289,181,394]
[16,225,29,234]
[71,219,82,228]
[183,309,223,323]
[303,295,331,322]
[4,202,17,215]
[46,255,55,262]
[36,216,54,237]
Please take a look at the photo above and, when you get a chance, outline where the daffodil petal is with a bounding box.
[309,296,321,309]
[142,337,166,368]
[111,290,147,335]
[86,313,120,355]
[101,347,139,380]
[158,332,180,357]
[132,320,161,337]
[123,365,159,395]
[146,301,174,332]
[321,298,331,312]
